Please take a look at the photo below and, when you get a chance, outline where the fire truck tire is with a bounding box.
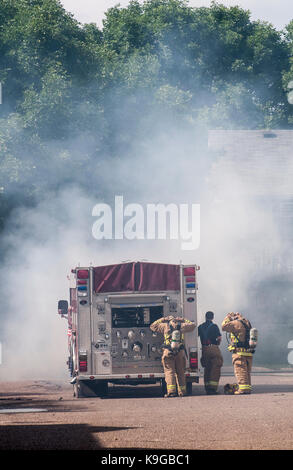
[73,382,86,398]
[160,378,167,397]
[74,380,108,398]
[92,381,108,397]
[186,381,193,396]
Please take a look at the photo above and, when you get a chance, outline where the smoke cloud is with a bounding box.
[1,123,293,380]
[1,5,293,381]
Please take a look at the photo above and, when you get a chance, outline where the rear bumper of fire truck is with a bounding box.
[77,372,199,384]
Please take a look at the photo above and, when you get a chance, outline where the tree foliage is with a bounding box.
[0,0,292,226]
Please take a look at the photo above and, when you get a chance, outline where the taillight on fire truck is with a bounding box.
[79,352,88,372]
[77,270,89,279]
[77,270,89,297]
[189,349,198,370]
[183,267,195,276]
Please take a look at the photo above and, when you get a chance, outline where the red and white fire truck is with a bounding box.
[58,261,200,397]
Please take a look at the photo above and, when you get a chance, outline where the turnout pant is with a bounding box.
[201,345,223,393]
[232,353,253,394]
[162,349,186,396]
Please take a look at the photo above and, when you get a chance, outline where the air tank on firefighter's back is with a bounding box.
[171,329,181,350]
[249,328,258,349]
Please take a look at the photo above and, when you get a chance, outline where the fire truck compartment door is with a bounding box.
[94,351,111,375]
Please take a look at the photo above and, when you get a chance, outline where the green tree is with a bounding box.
[0,0,292,230]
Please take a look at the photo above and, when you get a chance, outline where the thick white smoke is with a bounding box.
[1,22,293,379]
[1,123,291,381]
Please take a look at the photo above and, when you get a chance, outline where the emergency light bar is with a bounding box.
[77,286,87,291]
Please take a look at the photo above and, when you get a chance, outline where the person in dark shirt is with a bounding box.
[198,311,223,395]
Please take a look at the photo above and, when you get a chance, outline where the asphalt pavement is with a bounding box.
[0,372,292,456]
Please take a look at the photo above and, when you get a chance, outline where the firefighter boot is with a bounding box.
[224,383,238,395]
[234,387,251,395]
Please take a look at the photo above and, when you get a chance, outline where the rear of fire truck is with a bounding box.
[58,261,200,397]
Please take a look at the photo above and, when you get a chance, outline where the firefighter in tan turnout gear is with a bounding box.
[198,311,223,395]
[150,315,196,397]
[222,312,256,395]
